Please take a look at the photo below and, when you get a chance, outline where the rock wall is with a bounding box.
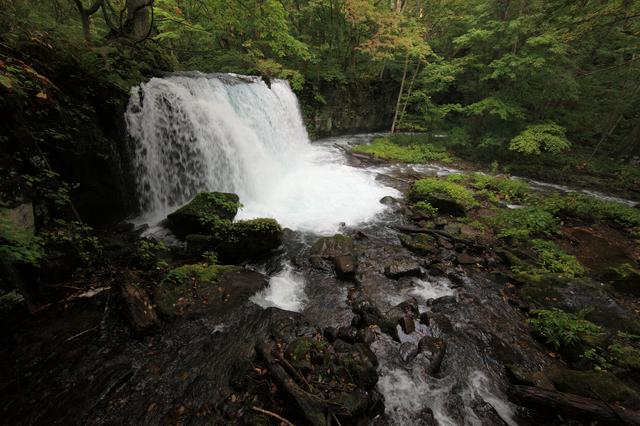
[0,40,172,226]
[300,81,397,138]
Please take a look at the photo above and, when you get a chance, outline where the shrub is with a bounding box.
[491,207,558,239]
[411,178,477,208]
[0,208,42,266]
[471,173,530,203]
[513,239,585,278]
[529,308,601,350]
[542,194,640,230]
[509,122,571,155]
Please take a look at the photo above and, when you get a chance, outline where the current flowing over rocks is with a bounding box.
[4,73,640,425]
[123,73,548,424]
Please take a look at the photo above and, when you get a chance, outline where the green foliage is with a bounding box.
[352,137,452,163]
[509,123,571,155]
[491,207,558,239]
[414,201,438,219]
[41,219,101,264]
[411,178,477,209]
[514,239,585,278]
[137,239,169,269]
[202,250,219,264]
[0,208,42,266]
[529,308,601,350]
[471,174,530,203]
[445,173,465,183]
[542,194,640,230]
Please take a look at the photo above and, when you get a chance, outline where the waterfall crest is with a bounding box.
[126,73,396,234]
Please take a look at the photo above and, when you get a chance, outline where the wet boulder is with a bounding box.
[384,258,422,278]
[418,336,446,375]
[215,218,283,263]
[399,233,438,256]
[352,299,384,328]
[380,298,420,340]
[167,192,240,238]
[333,254,356,279]
[154,264,267,316]
[379,196,398,205]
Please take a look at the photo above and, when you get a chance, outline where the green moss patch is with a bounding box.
[352,137,452,163]
[410,178,477,216]
[155,263,237,315]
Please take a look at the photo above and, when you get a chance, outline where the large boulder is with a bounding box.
[154,264,267,316]
[167,192,240,238]
[185,221,283,264]
[215,218,283,263]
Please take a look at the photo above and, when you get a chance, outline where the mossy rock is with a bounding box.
[399,233,437,256]
[598,264,640,296]
[409,178,476,217]
[552,370,640,409]
[154,263,267,316]
[610,345,640,370]
[216,218,282,263]
[167,192,240,238]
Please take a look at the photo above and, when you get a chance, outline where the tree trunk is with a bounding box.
[125,0,152,41]
[398,62,421,127]
[80,11,91,41]
[391,55,409,133]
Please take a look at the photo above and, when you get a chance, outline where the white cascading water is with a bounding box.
[126,73,397,234]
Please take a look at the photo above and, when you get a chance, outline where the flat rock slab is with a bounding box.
[384,259,422,278]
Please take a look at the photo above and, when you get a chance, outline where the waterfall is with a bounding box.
[126,73,397,234]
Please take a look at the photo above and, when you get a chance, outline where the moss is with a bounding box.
[286,336,328,361]
[155,263,237,315]
[399,233,437,255]
[410,178,477,210]
[352,137,452,163]
[414,201,438,218]
[167,192,240,237]
[518,279,564,306]
[228,218,282,241]
[609,344,640,369]
[598,263,640,295]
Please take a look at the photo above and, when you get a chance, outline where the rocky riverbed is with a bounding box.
[2,134,640,425]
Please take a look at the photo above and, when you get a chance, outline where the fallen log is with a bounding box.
[510,385,640,425]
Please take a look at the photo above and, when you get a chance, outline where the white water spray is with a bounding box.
[126,73,397,234]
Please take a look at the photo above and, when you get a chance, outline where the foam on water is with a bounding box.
[126,73,397,234]
[250,264,307,312]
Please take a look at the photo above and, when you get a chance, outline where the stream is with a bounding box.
[122,73,637,425]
